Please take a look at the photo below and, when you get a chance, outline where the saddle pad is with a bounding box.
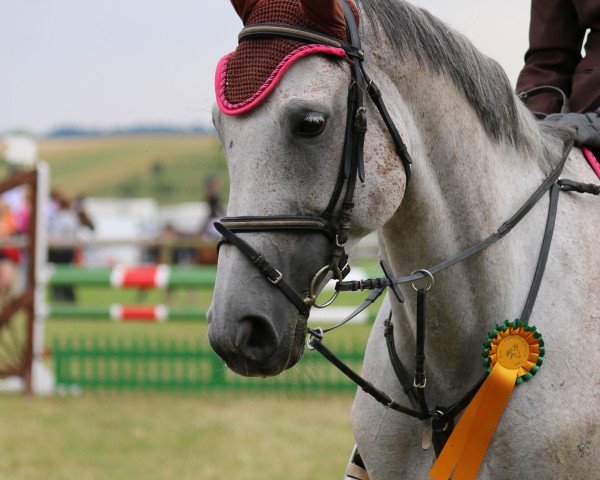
[583,147,600,180]
[215,0,358,116]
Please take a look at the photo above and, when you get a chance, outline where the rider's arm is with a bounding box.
[516,0,586,114]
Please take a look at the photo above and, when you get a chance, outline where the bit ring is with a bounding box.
[411,269,434,292]
[306,328,324,350]
[306,265,344,308]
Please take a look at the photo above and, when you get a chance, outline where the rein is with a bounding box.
[307,141,599,457]
[306,138,574,454]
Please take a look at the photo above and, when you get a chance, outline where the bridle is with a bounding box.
[214,0,600,459]
[214,0,412,318]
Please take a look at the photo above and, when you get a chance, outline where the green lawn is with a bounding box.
[0,285,380,479]
[0,393,357,480]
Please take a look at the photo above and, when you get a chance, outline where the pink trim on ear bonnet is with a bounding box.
[215,0,359,116]
[215,45,346,115]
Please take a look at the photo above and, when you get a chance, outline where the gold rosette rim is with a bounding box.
[482,319,544,384]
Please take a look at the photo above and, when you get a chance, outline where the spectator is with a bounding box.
[14,186,32,235]
[73,194,95,231]
[48,190,79,302]
[13,186,32,293]
[197,175,224,265]
[199,174,224,242]
[0,201,20,302]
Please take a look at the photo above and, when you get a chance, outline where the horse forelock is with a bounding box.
[360,0,528,149]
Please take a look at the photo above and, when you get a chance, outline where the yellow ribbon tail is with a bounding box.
[429,365,518,480]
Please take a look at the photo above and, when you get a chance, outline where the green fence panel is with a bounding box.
[166,267,217,289]
[50,266,113,287]
[53,336,365,394]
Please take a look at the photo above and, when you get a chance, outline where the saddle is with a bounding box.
[545,112,600,150]
[519,85,600,179]
[545,113,600,180]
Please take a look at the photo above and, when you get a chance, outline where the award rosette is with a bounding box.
[429,320,544,480]
[483,320,544,383]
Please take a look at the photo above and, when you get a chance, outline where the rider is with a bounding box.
[516,0,599,115]
[516,0,600,171]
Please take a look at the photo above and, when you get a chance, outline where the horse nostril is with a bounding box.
[235,316,278,362]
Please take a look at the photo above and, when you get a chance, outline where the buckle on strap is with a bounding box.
[268,270,283,285]
[339,260,351,279]
[252,254,283,285]
[413,377,427,389]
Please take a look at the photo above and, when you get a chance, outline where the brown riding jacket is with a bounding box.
[516,0,600,114]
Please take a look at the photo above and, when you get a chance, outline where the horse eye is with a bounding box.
[295,114,327,137]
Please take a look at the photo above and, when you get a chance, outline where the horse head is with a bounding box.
[207,0,407,376]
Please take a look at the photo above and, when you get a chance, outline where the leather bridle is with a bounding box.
[215,0,412,318]
[214,0,600,460]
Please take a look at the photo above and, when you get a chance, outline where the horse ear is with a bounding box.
[230,0,259,23]
[301,0,346,32]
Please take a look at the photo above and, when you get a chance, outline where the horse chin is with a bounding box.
[282,314,308,371]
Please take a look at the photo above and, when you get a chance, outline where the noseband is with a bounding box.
[215,0,412,317]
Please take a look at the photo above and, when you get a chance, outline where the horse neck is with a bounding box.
[369,41,558,395]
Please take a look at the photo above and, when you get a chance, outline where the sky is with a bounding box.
[0,0,531,134]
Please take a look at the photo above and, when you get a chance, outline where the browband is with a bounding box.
[239,24,364,59]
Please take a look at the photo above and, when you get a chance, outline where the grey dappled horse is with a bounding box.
[208,0,600,477]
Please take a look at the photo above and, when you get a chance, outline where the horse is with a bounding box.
[207,0,600,477]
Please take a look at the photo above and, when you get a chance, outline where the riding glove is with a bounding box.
[544,112,600,149]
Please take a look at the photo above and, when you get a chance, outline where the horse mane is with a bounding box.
[360,0,528,149]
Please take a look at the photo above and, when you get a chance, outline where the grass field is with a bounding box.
[0,285,377,480]
[0,393,357,480]
[2,313,371,479]
[36,134,227,204]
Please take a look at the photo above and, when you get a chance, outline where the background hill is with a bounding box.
[35,134,227,204]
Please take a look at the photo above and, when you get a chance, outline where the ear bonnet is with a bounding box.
[216,0,359,115]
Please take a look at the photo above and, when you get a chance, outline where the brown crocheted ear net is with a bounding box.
[215,0,359,115]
